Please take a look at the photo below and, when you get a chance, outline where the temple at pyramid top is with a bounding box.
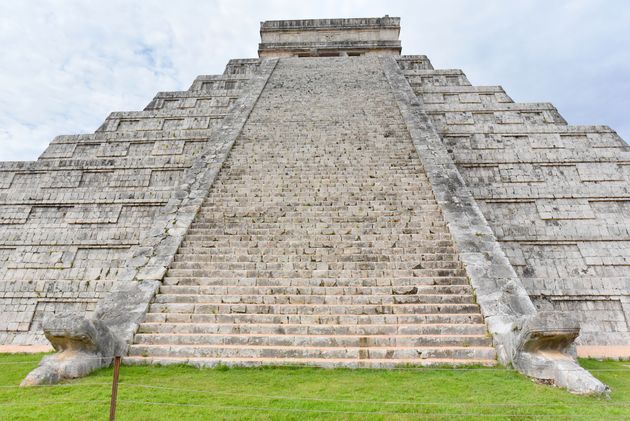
[258,16,401,57]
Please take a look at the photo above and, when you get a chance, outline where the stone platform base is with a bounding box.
[577,346,630,359]
[0,345,53,354]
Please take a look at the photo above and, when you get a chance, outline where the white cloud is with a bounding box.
[0,0,628,161]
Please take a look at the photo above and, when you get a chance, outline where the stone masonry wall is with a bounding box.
[397,55,630,345]
[0,59,262,345]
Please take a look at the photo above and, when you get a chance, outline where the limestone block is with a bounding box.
[0,205,31,224]
[40,143,77,159]
[137,118,165,131]
[496,111,525,124]
[149,170,184,187]
[109,169,152,187]
[529,133,563,149]
[151,140,185,156]
[587,131,624,148]
[459,166,500,186]
[499,164,544,183]
[536,199,595,220]
[183,117,210,130]
[445,112,474,125]
[8,246,77,269]
[577,163,622,181]
[459,93,481,103]
[97,142,130,157]
[41,171,82,188]
[578,241,630,266]
[97,119,121,132]
[0,171,14,188]
[64,204,123,224]
[162,119,184,130]
[470,133,504,149]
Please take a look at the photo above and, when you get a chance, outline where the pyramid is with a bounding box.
[5,17,624,393]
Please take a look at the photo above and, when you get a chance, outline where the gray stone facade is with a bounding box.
[0,58,264,346]
[3,17,623,394]
[395,55,630,347]
[259,16,401,57]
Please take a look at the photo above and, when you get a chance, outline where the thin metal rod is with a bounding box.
[109,356,121,421]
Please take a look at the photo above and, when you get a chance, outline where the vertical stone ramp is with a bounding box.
[127,57,496,367]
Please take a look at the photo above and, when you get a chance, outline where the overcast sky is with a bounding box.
[1,0,629,161]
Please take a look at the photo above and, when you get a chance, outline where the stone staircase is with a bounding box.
[126,57,496,367]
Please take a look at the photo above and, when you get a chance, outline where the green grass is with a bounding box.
[0,354,629,420]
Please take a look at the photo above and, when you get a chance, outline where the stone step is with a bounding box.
[207,183,431,187]
[197,201,441,208]
[206,178,427,183]
[161,276,471,287]
[128,343,496,360]
[171,253,461,262]
[152,293,474,305]
[179,237,456,245]
[182,228,452,236]
[189,215,448,225]
[195,213,444,220]
[124,356,497,368]
[137,322,488,336]
[182,225,448,232]
[143,312,485,325]
[164,268,467,278]
[179,234,455,242]
[157,284,473,296]
[167,261,463,270]
[169,257,461,266]
[206,175,435,179]
[147,302,481,315]
[199,190,437,196]
[186,217,447,224]
[179,230,451,238]
[174,246,459,255]
[199,197,434,202]
[133,333,493,348]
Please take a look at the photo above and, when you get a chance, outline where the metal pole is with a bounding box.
[109,356,121,421]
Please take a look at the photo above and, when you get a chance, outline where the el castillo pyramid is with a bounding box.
[3,17,627,393]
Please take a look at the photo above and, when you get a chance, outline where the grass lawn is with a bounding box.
[0,354,629,420]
